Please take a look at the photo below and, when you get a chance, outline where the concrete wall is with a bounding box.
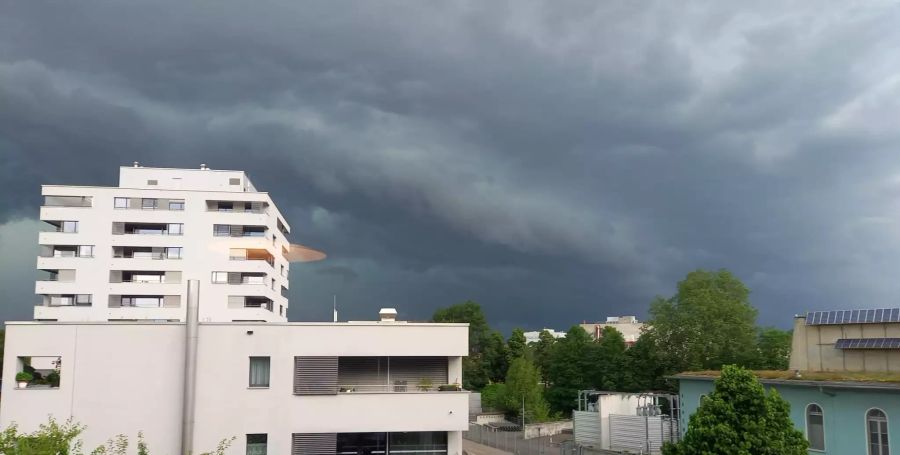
[679,378,900,455]
[523,420,572,439]
[789,315,900,373]
[1,321,469,454]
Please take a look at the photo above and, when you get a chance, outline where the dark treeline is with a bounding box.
[432,269,792,420]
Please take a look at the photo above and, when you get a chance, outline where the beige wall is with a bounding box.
[1,321,469,454]
[788,315,900,373]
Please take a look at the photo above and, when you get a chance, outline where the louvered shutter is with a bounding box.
[389,357,448,390]
[294,357,338,395]
[230,225,243,236]
[291,433,336,455]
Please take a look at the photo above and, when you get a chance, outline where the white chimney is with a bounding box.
[379,308,398,322]
[200,163,208,170]
[133,161,140,168]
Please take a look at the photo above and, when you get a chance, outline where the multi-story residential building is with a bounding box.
[36,164,323,322]
[675,308,900,455]
[5,165,470,454]
[580,316,644,345]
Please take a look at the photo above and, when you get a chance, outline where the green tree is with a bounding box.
[648,269,758,372]
[502,357,551,423]
[532,329,557,382]
[507,328,527,361]
[754,328,792,370]
[663,365,807,455]
[432,301,492,389]
[592,326,627,390]
[483,331,509,383]
[545,326,594,414]
[622,332,672,391]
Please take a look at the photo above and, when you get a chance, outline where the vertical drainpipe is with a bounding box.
[182,280,200,455]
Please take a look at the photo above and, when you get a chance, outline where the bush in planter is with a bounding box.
[15,371,33,383]
[438,384,461,392]
[417,378,434,391]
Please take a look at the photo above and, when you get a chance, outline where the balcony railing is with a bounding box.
[113,253,174,260]
[337,383,462,393]
[43,196,92,208]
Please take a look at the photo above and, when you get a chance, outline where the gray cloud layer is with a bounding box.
[3,1,900,330]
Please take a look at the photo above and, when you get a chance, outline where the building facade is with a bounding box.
[36,164,322,323]
[0,316,470,454]
[523,328,565,344]
[580,316,644,345]
[9,165,469,454]
[676,307,900,455]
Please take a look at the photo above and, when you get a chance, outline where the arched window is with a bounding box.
[867,408,889,455]
[806,404,825,451]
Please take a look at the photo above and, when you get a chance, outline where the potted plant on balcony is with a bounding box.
[47,370,61,388]
[417,378,434,392]
[438,383,461,392]
[15,371,33,389]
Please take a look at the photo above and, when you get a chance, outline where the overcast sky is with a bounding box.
[3,1,900,332]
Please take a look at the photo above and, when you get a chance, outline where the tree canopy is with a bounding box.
[647,269,759,372]
[502,357,551,423]
[663,365,807,455]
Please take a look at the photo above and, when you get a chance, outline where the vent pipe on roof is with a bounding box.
[133,161,140,168]
[200,163,208,170]
[379,308,398,322]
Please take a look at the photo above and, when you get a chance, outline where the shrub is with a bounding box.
[15,372,33,382]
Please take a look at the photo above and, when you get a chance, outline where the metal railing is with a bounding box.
[113,253,174,260]
[336,383,461,393]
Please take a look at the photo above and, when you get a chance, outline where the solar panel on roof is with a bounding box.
[806,308,900,325]
[834,338,900,349]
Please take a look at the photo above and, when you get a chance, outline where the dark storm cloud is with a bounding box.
[3,1,900,330]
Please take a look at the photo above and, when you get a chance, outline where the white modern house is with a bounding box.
[3,165,470,455]
[36,163,329,323]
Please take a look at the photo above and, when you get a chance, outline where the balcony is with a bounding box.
[112,222,183,236]
[229,249,274,267]
[228,296,274,311]
[36,294,92,308]
[286,393,469,433]
[109,294,181,309]
[39,245,94,259]
[213,224,267,238]
[113,246,183,260]
[107,307,184,321]
[114,197,185,211]
[42,195,92,208]
[336,357,454,393]
[206,200,267,214]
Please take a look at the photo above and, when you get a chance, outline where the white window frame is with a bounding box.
[114,197,129,209]
[214,224,231,236]
[141,198,158,210]
[167,224,183,235]
[211,272,228,284]
[78,245,94,258]
[805,403,825,452]
[166,247,182,259]
[867,408,890,455]
[60,221,78,233]
[168,200,185,210]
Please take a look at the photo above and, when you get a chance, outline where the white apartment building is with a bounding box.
[36,164,324,322]
[5,165,470,454]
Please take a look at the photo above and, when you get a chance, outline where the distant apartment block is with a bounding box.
[36,163,323,323]
[524,329,565,344]
[580,316,644,345]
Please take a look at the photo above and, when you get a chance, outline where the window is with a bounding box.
[249,357,270,388]
[806,404,825,451]
[212,272,228,284]
[50,295,74,306]
[16,356,62,389]
[114,197,129,209]
[142,198,158,210]
[271,278,275,290]
[147,179,158,185]
[214,224,231,236]
[246,434,267,455]
[230,178,241,185]
[217,201,234,212]
[78,245,94,258]
[61,221,78,233]
[868,408,889,455]
[279,305,283,316]
[75,294,92,306]
[168,200,185,210]
[167,224,183,235]
[166,247,182,259]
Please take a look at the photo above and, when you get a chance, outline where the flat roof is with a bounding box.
[7,321,468,327]
[673,370,900,391]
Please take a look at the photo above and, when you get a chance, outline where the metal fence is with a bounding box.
[463,424,574,455]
